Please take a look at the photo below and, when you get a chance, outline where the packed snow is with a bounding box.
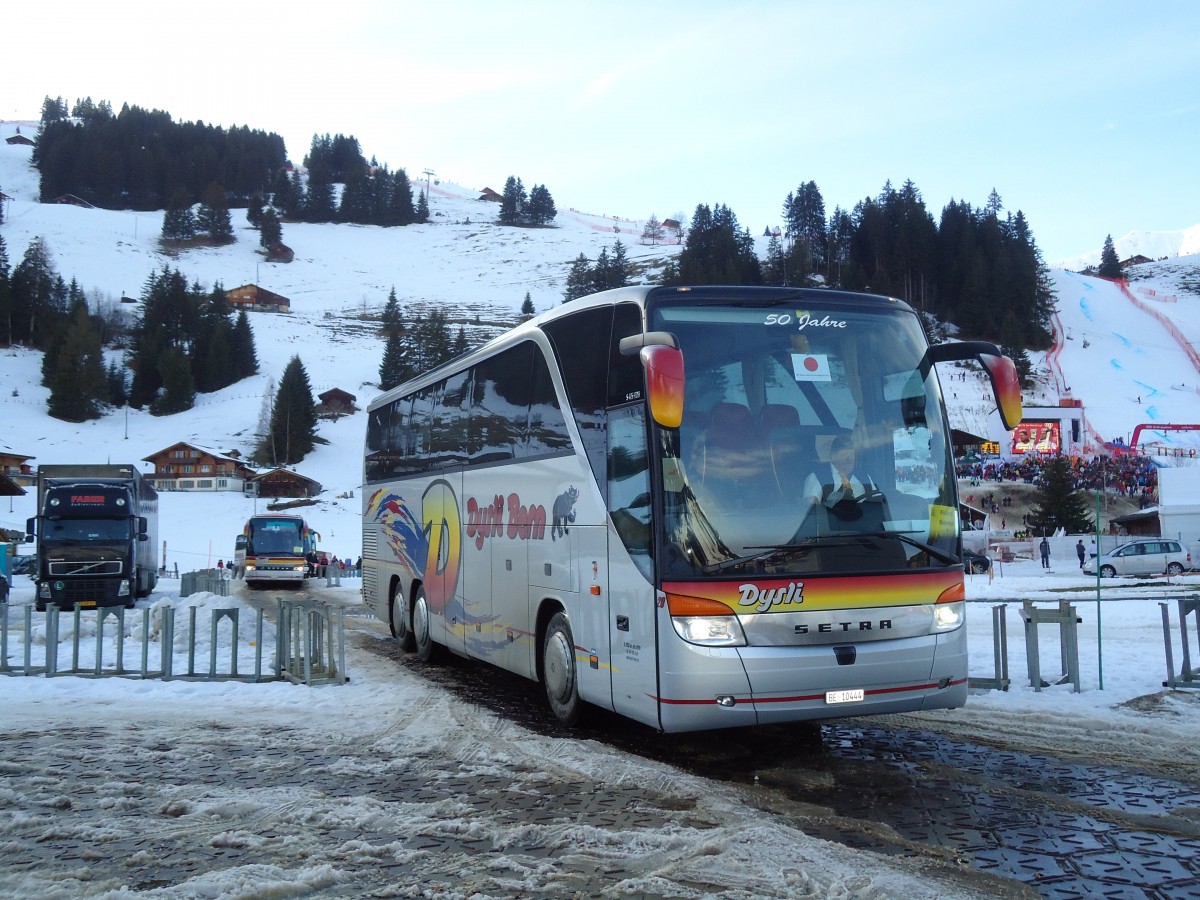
[2,120,1200,897]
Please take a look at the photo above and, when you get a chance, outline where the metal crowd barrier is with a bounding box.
[1022,600,1081,693]
[180,569,231,597]
[1161,597,1200,690]
[0,597,346,686]
[968,603,1010,691]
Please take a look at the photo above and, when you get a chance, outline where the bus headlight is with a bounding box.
[670,615,747,647]
[664,590,747,646]
[118,579,132,597]
[933,601,964,632]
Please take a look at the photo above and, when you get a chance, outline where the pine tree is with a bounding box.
[520,292,535,317]
[162,191,197,243]
[197,181,235,244]
[1098,234,1121,278]
[415,189,429,223]
[106,361,128,406]
[259,208,282,249]
[641,214,664,245]
[230,309,258,378]
[563,253,593,302]
[1028,456,1094,535]
[526,184,556,225]
[304,179,336,222]
[246,192,265,228]
[47,303,107,421]
[0,235,13,345]
[498,176,525,225]
[264,355,318,465]
[381,287,402,337]
[151,345,196,415]
[378,330,408,391]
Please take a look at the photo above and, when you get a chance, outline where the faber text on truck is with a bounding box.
[361,286,1022,733]
[26,464,159,612]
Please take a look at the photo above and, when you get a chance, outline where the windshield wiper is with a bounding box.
[702,544,816,574]
[704,532,958,575]
[842,531,958,565]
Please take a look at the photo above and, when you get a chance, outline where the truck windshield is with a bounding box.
[44,519,131,541]
[649,298,958,578]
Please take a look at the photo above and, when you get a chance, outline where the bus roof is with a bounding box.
[367,285,913,413]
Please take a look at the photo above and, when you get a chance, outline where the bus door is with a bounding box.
[605,404,659,725]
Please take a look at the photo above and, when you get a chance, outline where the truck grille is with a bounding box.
[48,560,123,576]
[57,579,118,602]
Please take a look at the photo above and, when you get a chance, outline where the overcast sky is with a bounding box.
[8,0,1199,262]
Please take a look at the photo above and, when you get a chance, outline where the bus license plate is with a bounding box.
[826,689,864,704]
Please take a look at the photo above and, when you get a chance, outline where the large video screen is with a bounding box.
[1012,421,1061,455]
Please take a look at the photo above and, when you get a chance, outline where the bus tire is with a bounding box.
[543,611,583,726]
[390,583,416,651]
[413,587,441,663]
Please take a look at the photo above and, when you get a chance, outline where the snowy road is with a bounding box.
[4,584,1200,898]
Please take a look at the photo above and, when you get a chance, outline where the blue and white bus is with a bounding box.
[362,286,1021,732]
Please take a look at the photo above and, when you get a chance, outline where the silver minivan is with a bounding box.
[1084,539,1191,577]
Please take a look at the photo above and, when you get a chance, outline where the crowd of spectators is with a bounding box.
[956,453,1159,507]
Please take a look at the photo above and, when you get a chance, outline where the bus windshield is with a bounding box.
[650,298,957,578]
[247,519,306,556]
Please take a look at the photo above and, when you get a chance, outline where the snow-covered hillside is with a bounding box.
[3,118,1200,571]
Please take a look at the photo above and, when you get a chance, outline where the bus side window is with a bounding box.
[608,404,652,579]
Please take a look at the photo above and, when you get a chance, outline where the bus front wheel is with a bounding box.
[390,584,416,651]
[413,587,441,663]
[543,612,583,726]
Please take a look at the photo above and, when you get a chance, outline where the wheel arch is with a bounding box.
[534,595,567,684]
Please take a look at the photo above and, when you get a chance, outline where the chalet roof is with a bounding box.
[0,446,34,464]
[143,441,247,465]
[318,387,357,402]
[0,473,26,496]
[229,284,290,304]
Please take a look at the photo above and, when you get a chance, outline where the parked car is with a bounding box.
[1083,539,1191,578]
[11,554,35,575]
[0,572,8,604]
[963,548,991,574]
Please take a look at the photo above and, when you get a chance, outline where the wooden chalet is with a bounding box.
[317,388,357,417]
[6,133,34,146]
[251,468,322,499]
[478,187,503,203]
[1120,255,1153,269]
[0,449,35,488]
[227,284,291,313]
[142,442,256,491]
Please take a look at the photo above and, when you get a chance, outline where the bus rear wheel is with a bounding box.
[543,611,583,726]
[390,585,416,651]
[413,587,441,663]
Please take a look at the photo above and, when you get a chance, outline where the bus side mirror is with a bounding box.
[620,332,685,428]
[25,518,35,542]
[926,341,1023,431]
[642,345,685,429]
[138,516,149,537]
